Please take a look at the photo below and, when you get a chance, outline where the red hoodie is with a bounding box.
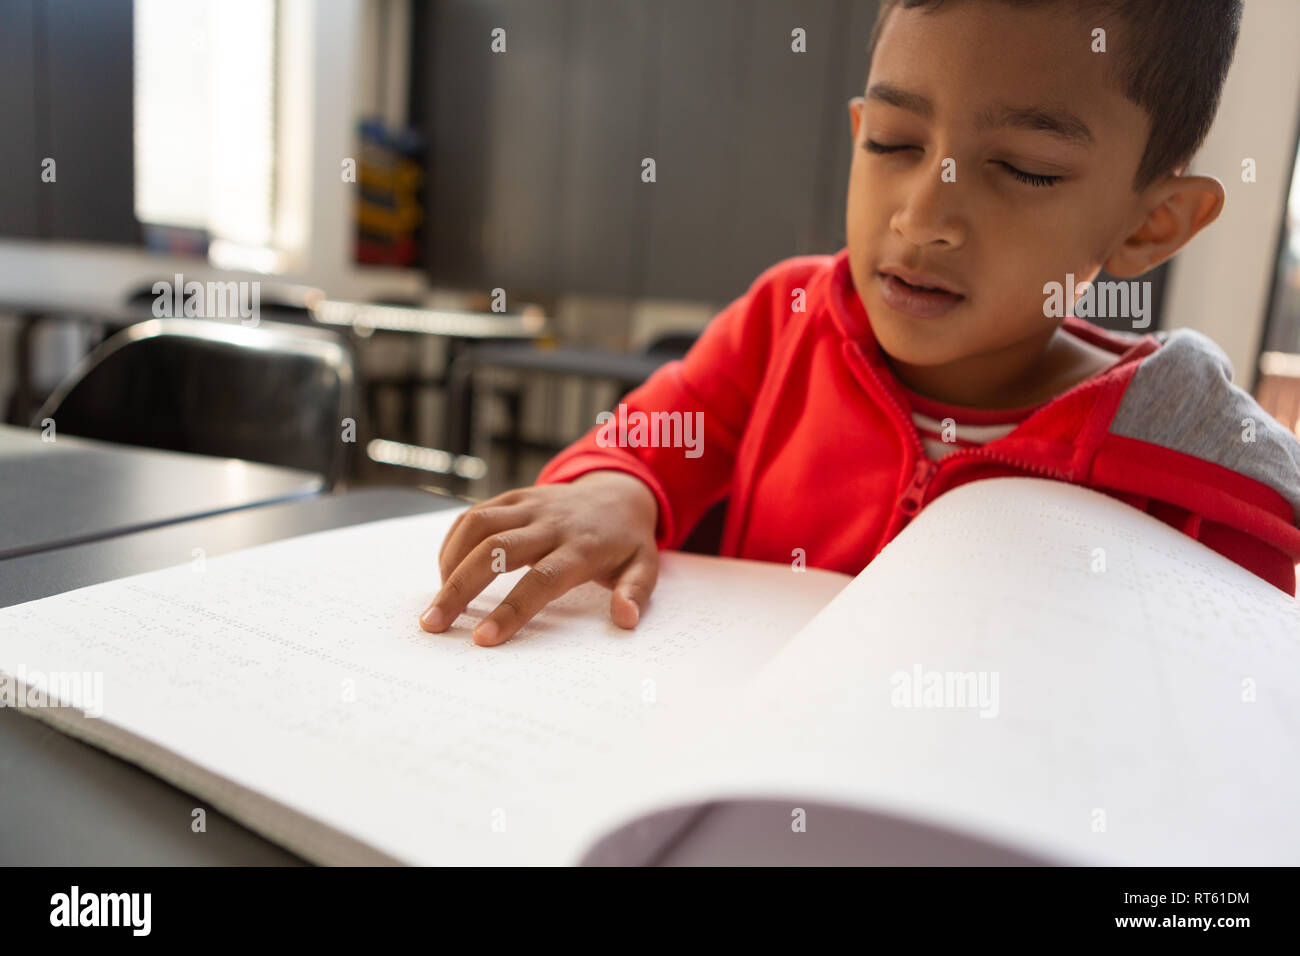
[537,248,1300,595]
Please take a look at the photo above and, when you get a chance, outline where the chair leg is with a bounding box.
[10,313,39,426]
[446,345,475,456]
[504,387,523,486]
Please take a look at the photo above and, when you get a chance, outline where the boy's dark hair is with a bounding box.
[869,0,1243,190]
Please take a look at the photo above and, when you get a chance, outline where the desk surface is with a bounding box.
[0,425,324,560]
[312,299,546,339]
[0,294,150,326]
[469,343,673,383]
[0,486,462,865]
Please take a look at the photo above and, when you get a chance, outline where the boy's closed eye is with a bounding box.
[863,138,1064,187]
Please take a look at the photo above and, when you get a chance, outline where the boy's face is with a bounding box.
[847,1,1154,375]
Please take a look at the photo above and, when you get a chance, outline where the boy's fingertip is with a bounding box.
[474,619,500,644]
[621,593,640,627]
[420,605,445,631]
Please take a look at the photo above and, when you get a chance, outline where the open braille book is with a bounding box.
[2,477,1297,865]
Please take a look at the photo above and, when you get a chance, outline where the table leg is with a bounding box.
[9,313,40,426]
[445,339,475,456]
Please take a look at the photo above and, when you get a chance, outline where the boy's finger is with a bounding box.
[609,549,658,629]
[438,490,520,556]
[438,507,472,562]
[422,525,552,632]
[472,549,589,646]
[438,504,531,582]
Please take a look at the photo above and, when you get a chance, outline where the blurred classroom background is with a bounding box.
[1,0,1298,502]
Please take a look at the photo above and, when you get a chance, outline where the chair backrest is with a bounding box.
[34,318,357,489]
[640,331,700,360]
[679,496,728,556]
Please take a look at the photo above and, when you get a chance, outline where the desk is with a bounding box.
[0,424,323,560]
[450,343,677,484]
[0,486,463,865]
[0,296,152,424]
[311,300,547,465]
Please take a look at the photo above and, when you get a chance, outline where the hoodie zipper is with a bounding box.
[898,456,939,516]
[857,345,1072,522]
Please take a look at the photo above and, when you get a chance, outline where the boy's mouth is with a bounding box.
[877,267,965,319]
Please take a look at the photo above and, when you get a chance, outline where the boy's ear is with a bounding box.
[1105,174,1225,278]
[848,96,864,144]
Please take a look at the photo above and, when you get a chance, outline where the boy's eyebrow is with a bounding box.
[866,83,934,117]
[866,82,1095,147]
[974,105,1095,146]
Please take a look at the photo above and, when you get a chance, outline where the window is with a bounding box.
[133,0,278,254]
[1255,126,1300,438]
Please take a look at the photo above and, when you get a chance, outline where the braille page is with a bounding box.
[0,506,849,865]
[576,478,1300,866]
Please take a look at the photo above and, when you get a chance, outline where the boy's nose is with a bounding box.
[890,162,966,249]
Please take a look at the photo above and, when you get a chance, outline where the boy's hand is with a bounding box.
[419,470,660,646]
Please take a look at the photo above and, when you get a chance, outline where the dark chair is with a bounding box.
[33,318,358,489]
[456,330,703,488]
[641,332,700,362]
[679,497,728,556]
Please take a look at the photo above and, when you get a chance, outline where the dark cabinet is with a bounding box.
[0,0,137,245]
[413,0,878,304]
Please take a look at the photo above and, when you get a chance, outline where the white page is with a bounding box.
[576,478,1300,865]
[0,506,848,865]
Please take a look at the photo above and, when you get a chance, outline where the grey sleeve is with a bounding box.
[1109,329,1300,523]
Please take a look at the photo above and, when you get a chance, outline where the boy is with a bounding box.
[422,0,1300,646]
